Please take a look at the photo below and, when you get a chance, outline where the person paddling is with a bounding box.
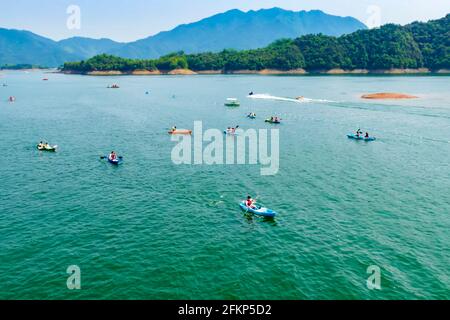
[171,126,177,132]
[365,132,370,138]
[246,196,256,209]
[109,151,117,160]
[356,129,362,137]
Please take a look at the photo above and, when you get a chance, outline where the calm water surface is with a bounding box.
[0,71,449,299]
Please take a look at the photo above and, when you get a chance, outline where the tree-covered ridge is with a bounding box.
[0,64,46,70]
[62,14,450,73]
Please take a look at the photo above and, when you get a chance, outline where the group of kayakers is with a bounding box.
[226,126,238,134]
[37,141,54,150]
[356,129,370,138]
[268,116,281,123]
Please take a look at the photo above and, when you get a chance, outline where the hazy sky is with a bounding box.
[1,0,449,42]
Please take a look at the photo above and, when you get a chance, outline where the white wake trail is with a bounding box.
[247,93,334,104]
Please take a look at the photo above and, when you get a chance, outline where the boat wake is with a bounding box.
[247,93,334,104]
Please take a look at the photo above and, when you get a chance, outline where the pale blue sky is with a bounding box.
[1,0,449,42]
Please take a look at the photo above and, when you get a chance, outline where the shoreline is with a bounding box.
[60,68,450,76]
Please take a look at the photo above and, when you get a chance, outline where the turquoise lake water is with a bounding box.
[0,71,449,299]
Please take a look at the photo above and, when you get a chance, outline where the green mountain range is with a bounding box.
[0,8,366,67]
[62,14,450,73]
[109,8,367,59]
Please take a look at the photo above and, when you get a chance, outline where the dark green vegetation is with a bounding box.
[0,64,46,70]
[62,14,450,73]
[0,8,366,66]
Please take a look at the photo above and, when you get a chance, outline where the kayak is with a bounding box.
[239,201,277,218]
[168,130,192,135]
[265,119,281,124]
[37,145,57,152]
[108,156,121,165]
[347,134,376,141]
[224,130,239,136]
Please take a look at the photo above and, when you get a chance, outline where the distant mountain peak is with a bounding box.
[0,7,368,66]
[110,8,367,59]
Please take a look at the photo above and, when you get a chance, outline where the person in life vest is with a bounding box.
[356,129,363,137]
[109,151,117,161]
[246,196,256,209]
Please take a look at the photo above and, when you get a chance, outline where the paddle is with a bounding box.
[100,156,123,159]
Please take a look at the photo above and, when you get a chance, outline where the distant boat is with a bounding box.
[225,98,240,107]
[108,84,120,89]
[42,78,49,81]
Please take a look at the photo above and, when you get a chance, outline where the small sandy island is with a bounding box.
[361,93,419,100]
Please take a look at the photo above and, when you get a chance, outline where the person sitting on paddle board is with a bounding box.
[246,196,256,209]
[109,151,117,160]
